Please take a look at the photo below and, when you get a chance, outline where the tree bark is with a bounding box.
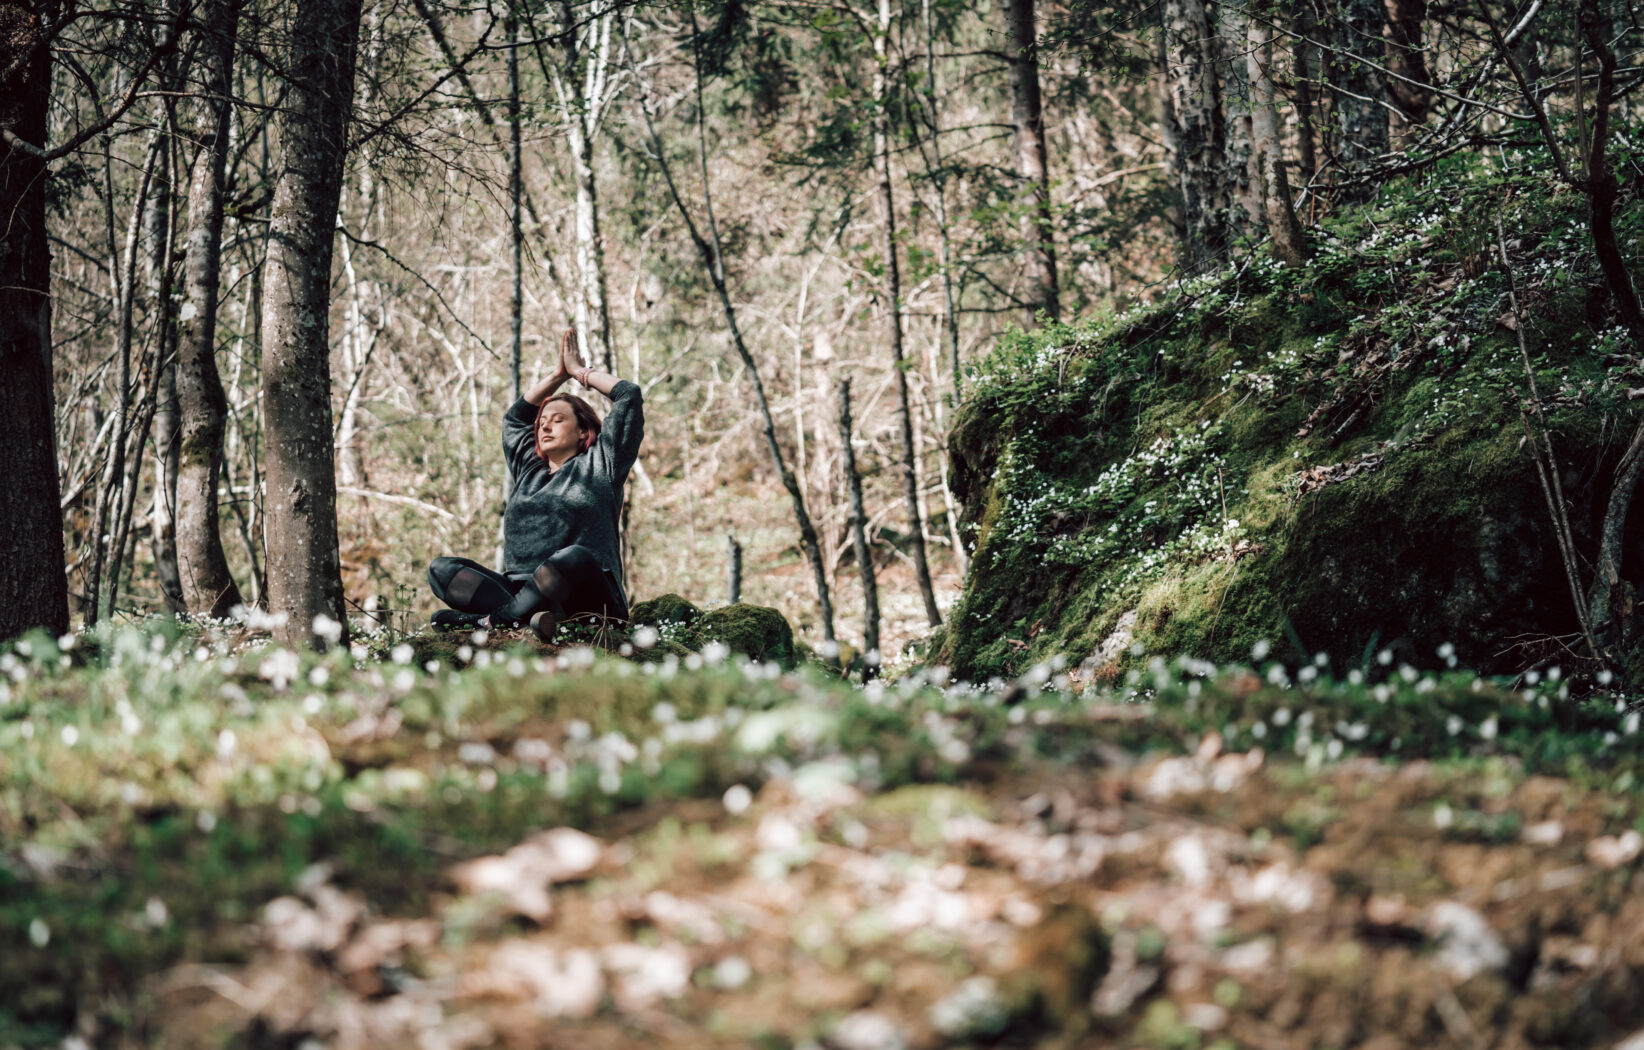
[1218,0,1259,241]
[1331,0,1389,194]
[174,0,244,618]
[0,0,70,640]
[1162,0,1227,270]
[1383,0,1430,148]
[838,378,881,676]
[259,0,361,646]
[550,1,615,373]
[876,0,942,628]
[1248,19,1309,266]
[1291,7,1319,193]
[1002,0,1059,321]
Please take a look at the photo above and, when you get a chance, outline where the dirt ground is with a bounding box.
[142,736,1644,1050]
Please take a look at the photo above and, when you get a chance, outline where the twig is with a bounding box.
[1497,213,1603,663]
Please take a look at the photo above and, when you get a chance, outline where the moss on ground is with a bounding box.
[690,602,797,668]
[937,148,1644,683]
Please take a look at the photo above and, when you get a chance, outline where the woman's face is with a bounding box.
[535,401,585,462]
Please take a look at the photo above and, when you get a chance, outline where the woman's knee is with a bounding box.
[428,556,461,591]
[548,545,600,577]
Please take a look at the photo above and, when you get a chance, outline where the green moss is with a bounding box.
[938,152,1644,682]
[630,593,703,628]
[690,602,796,668]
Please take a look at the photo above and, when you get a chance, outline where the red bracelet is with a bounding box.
[576,366,594,386]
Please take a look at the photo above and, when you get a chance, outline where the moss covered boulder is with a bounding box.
[691,603,797,668]
[937,157,1643,682]
[630,593,703,630]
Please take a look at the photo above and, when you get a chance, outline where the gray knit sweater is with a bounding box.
[502,380,644,592]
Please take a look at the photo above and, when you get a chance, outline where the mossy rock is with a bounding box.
[690,602,796,668]
[630,593,703,629]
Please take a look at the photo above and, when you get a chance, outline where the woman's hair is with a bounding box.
[542,393,602,455]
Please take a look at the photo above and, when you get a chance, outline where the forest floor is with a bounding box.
[4,624,1644,1050]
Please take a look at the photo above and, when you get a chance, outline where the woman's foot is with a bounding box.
[529,610,559,643]
[430,609,487,631]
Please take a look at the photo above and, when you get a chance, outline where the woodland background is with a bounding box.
[0,0,1628,659]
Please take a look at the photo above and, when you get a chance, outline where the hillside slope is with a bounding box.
[936,149,1644,685]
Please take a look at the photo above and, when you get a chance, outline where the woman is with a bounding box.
[427,329,643,641]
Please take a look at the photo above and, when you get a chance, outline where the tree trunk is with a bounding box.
[0,0,70,640]
[876,0,942,628]
[920,0,962,398]
[1002,0,1059,321]
[174,0,244,618]
[1383,0,1429,149]
[507,8,523,404]
[1248,20,1309,266]
[1218,0,1259,241]
[838,378,881,676]
[552,2,615,373]
[147,122,185,615]
[624,8,837,643]
[1331,0,1389,193]
[1162,0,1227,270]
[1291,7,1319,194]
[259,0,361,646]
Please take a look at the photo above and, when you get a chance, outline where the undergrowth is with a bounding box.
[2,619,1643,1044]
[939,142,1644,682]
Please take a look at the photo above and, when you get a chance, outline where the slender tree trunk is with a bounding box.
[147,121,186,614]
[1163,0,1228,270]
[838,378,881,676]
[1002,0,1059,321]
[1383,0,1429,148]
[259,0,362,646]
[88,131,165,626]
[0,0,70,640]
[1332,0,1389,194]
[1292,7,1319,193]
[920,0,962,400]
[508,9,523,405]
[1248,20,1309,266]
[175,0,244,618]
[552,2,615,373]
[876,0,942,627]
[624,9,836,642]
[1218,0,1259,241]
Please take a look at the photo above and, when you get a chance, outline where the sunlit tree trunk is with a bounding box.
[1002,0,1059,321]
[0,0,69,640]
[1248,19,1309,266]
[174,0,245,619]
[259,0,361,646]
[1163,0,1227,269]
[549,2,615,372]
[876,0,942,628]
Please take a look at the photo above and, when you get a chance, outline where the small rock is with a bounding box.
[830,1011,908,1050]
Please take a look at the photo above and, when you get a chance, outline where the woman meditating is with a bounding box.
[427,329,643,641]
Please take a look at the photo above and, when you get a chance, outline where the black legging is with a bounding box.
[428,545,629,625]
